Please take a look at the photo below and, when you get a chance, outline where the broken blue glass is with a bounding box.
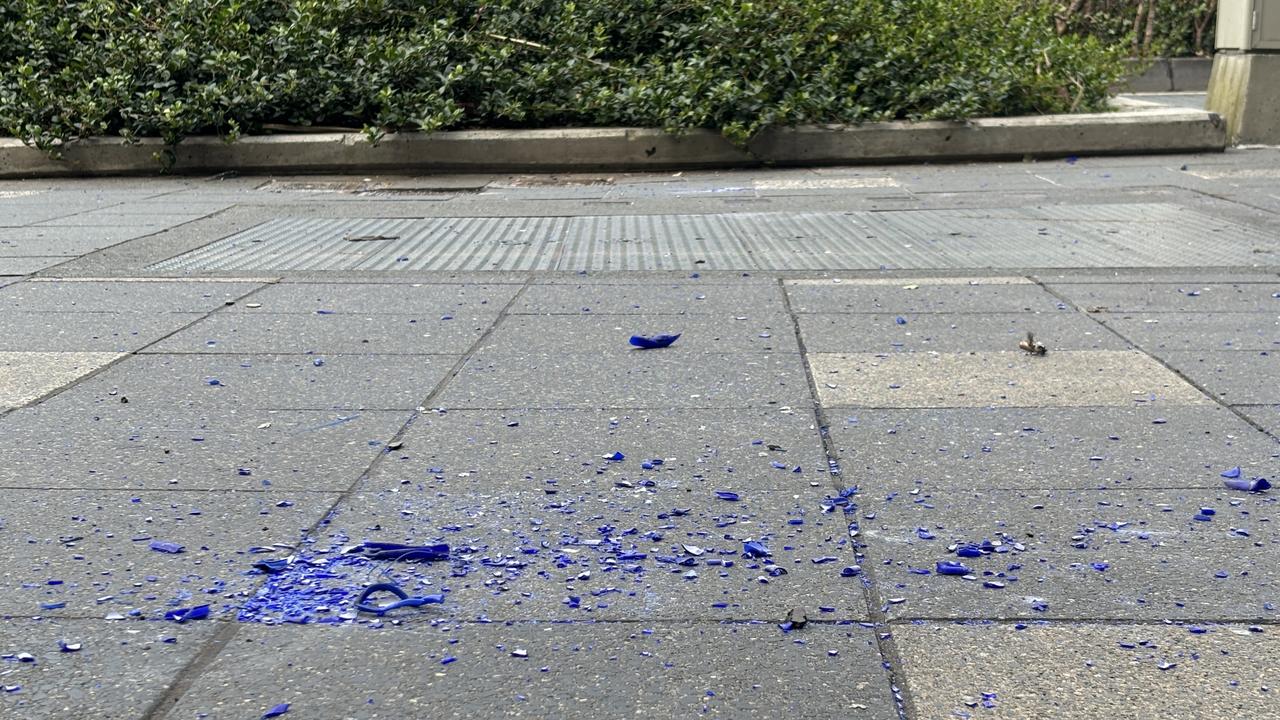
[936,561,972,576]
[742,540,770,558]
[629,334,681,349]
[895,316,907,325]
[253,559,291,574]
[262,703,291,718]
[956,545,983,558]
[1224,476,1271,492]
[164,605,210,623]
[149,541,185,554]
[346,542,449,562]
[355,582,445,615]
[1222,467,1242,479]
[715,491,740,502]
[605,451,625,462]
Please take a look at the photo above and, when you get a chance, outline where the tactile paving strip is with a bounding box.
[146,204,1276,272]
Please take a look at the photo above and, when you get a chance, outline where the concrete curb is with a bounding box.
[0,107,1226,178]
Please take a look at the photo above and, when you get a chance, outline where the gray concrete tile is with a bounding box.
[1159,351,1280,404]
[319,484,867,621]
[0,408,409,491]
[147,312,492,355]
[1100,312,1280,351]
[0,351,123,410]
[366,408,827,493]
[0,280,263,313]
[1234,405,1280,436]
[861,487,1280,621]
[480,314,798,354]
[786,278,1064,314]
[0,312,202,352]
[533,271,778,285]
[1035,271,1279,284]
[0,257,72,274]
[224,282,519,314]
[513,283,786,314]
[36,212,202,227]
[0,236,135,256]
[829,406,1278,493]
[810,351,1208,408]
[163,622,896,720]
[0,226,164,244]
[1049,282,1280,313]
[798,312,1125,353]
[59,353,459,411]
[0,618,218,719]
[0,276,20,288]
[896,622,1280,720]
[0,489,337,617]
[276,272,528,285]
[438,352,811,409]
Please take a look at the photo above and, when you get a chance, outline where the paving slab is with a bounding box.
[785,279,1065,314]
[1234,405,1280,436]
[0,226,166,244]
[35,212,199,228]
[313,485,867,622]
[438,352,810,409]
[0,256,72,274]
[1099,312,1280,351]
[0,408,409,491]
[0,280,264,313]
[1049,282,1280,313]
[56,353,459,411]
[512,282,786,315]
[533,272,779,285]
[797,312,1126,353]
[0,618,218,720]
[0,489,337,617]
[276,271,528,285]
[859,487,1280,621]
[828,406,1278,493]
[0,351,122,410]
[480,314,798,354]
[0,311,202,352]
[1035,271,1280,284]
[809,351,1208,408]
[1158,351,1280,404]
[161,622,896,720]
[224,282,519,314]
[366,408,828,493]
[147,312,492,355]
[0,235,141,256]
[895,621,1280,720]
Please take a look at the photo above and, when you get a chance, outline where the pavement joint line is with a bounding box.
[777,276,913,720]
[1184,185,1280,218]
[0,280,273,419]
[128,276,543,708]
[136,279,536,717]
[886,617,1280,626]
[139,619,243,720]
[1035,278,1280,443]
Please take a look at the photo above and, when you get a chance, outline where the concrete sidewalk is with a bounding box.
[1,149,1279,719]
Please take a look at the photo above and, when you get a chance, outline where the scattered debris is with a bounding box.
[354,582,444,616]
[1018,331,1047,355]
[343,234,400,242]
[629,333,681,349]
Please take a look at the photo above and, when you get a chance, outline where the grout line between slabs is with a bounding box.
[1036,279,1280,443]
[778,276,913,720]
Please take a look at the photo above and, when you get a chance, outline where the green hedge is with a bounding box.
[1,0,1127,155]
